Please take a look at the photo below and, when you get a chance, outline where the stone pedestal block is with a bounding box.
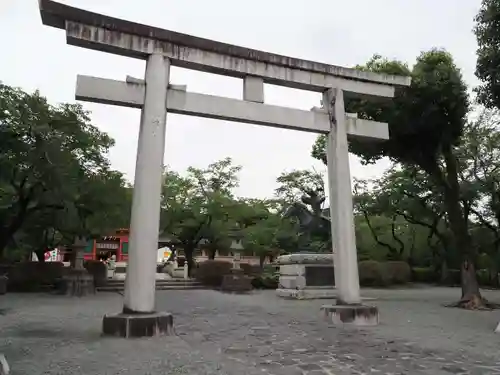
[61,269,95,297]
[321,304,379,326]
[102,312,174,338]
[0,276,7,295]
[220,268,252,293]
[276,253,336,299]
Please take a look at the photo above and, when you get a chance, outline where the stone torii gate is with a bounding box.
[39,0,410,337]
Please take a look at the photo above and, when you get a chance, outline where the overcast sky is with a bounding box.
[1,0,481,199]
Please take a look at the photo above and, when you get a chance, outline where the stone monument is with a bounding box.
[276,253,335,299]
[38,0,410,330]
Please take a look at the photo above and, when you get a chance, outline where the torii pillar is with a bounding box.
[101,54,175,337]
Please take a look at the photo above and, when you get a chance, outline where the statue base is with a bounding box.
[102,312,174,338]
[276,253,335,300]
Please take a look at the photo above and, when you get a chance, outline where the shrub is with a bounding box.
[240,263,262,276]
[477,253,492,270]
[358,260,388,287]
[412,267,437,283]
[477,269,490,286]
[8,262,65,292]
[385,261,411,284]
[251,273,279,289]
[84,260,108,287]
[195,260,232,287]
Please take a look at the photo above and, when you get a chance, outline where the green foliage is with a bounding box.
[160,159,302,272]
[474,0,500,108]
[251,273,279,289]
[412,267,437,283]
[385,261,411,284]
[358,260,389,287]
[7,262,64,292]
[275,169,324,205]
[0,84,131,259]
[313,50,469,167]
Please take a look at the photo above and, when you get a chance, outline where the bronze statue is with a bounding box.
[282,189,331,252]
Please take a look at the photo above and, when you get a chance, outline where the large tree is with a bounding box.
[311,51,488,308]
[275,169,325,206]
[353,166,454,277]
[461,108,500,286]
[160,158,243,274]
[0,84,116,258]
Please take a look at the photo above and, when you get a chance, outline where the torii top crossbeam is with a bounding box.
[38,0,410,99]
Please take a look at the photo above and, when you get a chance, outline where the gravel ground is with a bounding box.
[2,286,500,374]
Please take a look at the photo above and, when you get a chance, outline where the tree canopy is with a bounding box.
[0,84,131,260]
[475,0,500,109]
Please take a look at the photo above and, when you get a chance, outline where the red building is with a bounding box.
[83,229,130,262]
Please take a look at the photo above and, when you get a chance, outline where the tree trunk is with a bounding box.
[441,148,483,307]
[460,257,482,305]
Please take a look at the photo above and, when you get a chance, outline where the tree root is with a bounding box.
[445,294,500,310]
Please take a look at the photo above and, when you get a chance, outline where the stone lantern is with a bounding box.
[230,238,244,270]
[220,233,252,293]
[61,236,95,296]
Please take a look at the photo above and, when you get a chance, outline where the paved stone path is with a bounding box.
[2,287,500,374]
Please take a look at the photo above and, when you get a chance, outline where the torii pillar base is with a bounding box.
[102,311,174,338]
[321,304,379,326]
[495,321,500,334]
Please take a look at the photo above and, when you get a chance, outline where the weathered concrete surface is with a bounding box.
[38,0,410,92]
[276,253,336,300]
[2,287,500,374]
[325,88,361,305]
[75,75,389,139]
[122,53,169,314]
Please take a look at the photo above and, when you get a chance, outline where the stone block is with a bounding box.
[321,304,379,326]
[61,269,95,296]
[102,312,174,338]
[276,253,335,300]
